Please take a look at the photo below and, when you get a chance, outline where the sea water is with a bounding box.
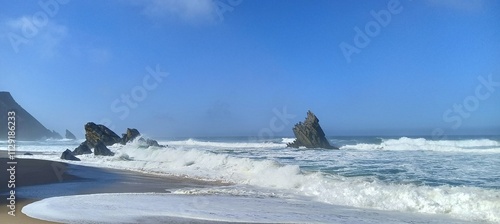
[3,136,500,223]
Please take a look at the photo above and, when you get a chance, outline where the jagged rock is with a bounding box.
[24,152,33,156]
[61,149,81,161]
[287,110,337,149]
[51,130,63,139]
[120,127,165,148]
[84,122,121,148]
[146,139,161,147]
[65,129,77,140]
[0,91,62,140]
[138,137,164,147]
[73,141,92,155]
[146,138,161,147]
[94,141,115,156]
[121,128,140,144]
[77,122,164,155]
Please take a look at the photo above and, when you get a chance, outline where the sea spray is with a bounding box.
[72,141,500,222]
[9,136,500,222]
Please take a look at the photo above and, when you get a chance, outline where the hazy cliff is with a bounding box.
[0,91,61,140]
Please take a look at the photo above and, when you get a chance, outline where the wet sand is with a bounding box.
[0,156,475,224]
[0,158,232,223]
[0,158,77,223]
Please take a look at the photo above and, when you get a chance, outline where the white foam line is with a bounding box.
[23,193,472,224]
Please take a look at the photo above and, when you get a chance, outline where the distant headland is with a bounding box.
[0,91,62,140]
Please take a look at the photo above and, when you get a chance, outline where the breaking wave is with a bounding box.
[162,138,285,149]
[340,137,500,153]
[69,143,500,223]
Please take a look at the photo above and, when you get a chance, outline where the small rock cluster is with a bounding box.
[60,122,164,161]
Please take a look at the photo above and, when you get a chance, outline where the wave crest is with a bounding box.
[72,144,500,222]
[340,137,500,153]
[162,138,285,149]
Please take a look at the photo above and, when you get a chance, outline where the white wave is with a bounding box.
[0,141,79,153]
[34,144,500,223]
[45,138,82,142]
[162,138,285,149]
[23,193,472,224]
[341,137,500,153]
[281,137,296,144]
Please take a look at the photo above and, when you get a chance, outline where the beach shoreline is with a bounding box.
[0,138,494,224]
[0,158,230,223]
[0,158,78,223]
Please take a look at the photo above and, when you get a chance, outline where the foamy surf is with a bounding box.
[23,193,472,224]
[341,137,500,153]
[164,138,286,149]
[8,136,500,223]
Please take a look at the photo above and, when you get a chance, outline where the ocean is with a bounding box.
[3,135,500,223]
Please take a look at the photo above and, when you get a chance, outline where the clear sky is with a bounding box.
[1,0,499,138]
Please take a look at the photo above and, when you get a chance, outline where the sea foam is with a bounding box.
[166,138,285,149]
[23,193,473,224]
[10,137,500,223]
[341,137,500,153]
[59,142,500,223]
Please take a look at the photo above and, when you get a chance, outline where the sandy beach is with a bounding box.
[0,157,236,224]
[1,157,476,224]
[0,157,77,223]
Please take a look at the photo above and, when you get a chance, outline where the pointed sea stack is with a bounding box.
[287,110,337,149]
[0,91,62,140]
[65,129,77,140]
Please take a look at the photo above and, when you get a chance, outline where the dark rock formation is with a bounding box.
[0,91,62,140]
[287,111,337,149]
[94,141,115,156]
[145,138,161,147]
[121,128,140,144]
[51,130,63,139]
[73,141,92,155]
[24,152,33,156]
[65,129,77,140]
[139,137,163,147]
[72,123,164,158]
[84,122,121,148]
[61,149,81,161]
[121,127,165,147]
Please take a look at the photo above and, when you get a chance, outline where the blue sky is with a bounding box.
[1,0,499,138]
